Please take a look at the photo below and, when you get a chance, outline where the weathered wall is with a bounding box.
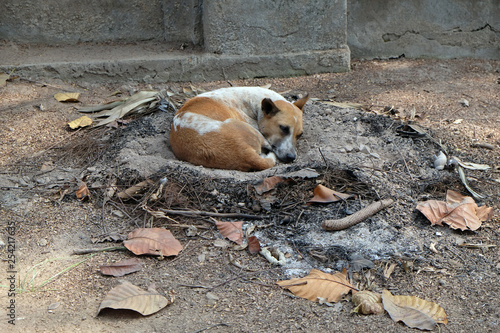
[0,0,203,46]
[203,0,347,55]
[348,0,500,59]
[0,0,498,82]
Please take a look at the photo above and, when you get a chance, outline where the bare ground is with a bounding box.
[0,58,499,332]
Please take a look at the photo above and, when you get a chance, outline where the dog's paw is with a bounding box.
[261,151,277,163]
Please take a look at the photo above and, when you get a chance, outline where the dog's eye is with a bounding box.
[279,125,290,134]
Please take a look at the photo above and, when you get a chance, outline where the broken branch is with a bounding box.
[322,199,394,231]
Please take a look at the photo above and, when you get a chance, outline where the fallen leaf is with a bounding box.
[384,263,397,279]
[247,235,261,254]
[97,281,171,316]
[216,221,243,245]
[349,254,374,272]
[100,258,143,277]
[117,180,154,199]
[352,290,384,315]
[261,247,287,266]
[48,302,61,311]
[124,228,183,256]
[68,116,93,129]
[416,190,493,231]
[75,182,90,200]
[92,232,126,243]
[54,92,80,102]
[0,73,9,87]
[277,269,354,303]
[382,290,447,330]
[307,184,354,204]
[88,91,158,127]
[253,176,294,195]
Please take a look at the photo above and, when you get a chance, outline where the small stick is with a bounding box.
[72,246,127,255]
[322,199,394,231]
[158,208,264,220]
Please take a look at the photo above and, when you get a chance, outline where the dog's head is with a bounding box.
[259,95,309,163]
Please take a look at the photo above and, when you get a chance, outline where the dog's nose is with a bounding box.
[282,153,296,163]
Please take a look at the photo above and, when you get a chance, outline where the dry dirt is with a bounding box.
[0,58,499,333]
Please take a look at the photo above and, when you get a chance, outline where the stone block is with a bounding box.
[203,0,347,55]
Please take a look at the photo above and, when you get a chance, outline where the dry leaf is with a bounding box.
[97,281,171,316]
[247,235,261,254]
[54,92,80,102]
[253,176,294,195]
[416,190,493,231]
[0,73,9,87]
[117,180,154,199]
[100,258,143,277]
[349,254,374,272]
[68,116,93,129]
[352,290,385,315]
[277,269,354,303]
[382,290,447,330]
[124,228,183,256]
[308,184,354,204]
[384,263,397,279]
[89,91,158,127]
[75,182,90,200]
[216,221,243,245]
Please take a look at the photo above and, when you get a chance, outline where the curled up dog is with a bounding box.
[170,87,309,171]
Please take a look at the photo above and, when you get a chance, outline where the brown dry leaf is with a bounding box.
[416,190,493,231]
[124,228,183,256]
[307,184,354,204]
[216,221,244,245]
[97,281,171,316]
[75,182,90,200]
[247,235,261,254]
[100,258,143,277]
[476,205,494,221]
[68,116,93,129]
[352,290,385,315]
[117,180,154,199]
[253,176,294,195]
[382,290,448,330]
[277,269,354,303]
[54,92,80,102]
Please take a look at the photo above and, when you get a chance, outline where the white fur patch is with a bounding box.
[173,112,223,135]
[198,87,287,121]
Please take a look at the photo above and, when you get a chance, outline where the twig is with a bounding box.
[192,323,229,333]
[322,199,394,231]
[158,208,264,220]
[72,246,127,255]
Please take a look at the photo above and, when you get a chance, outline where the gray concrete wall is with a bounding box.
[348,0,500,59]
[1,0,498,82]
[203,0,347,55]
[0,0,202,46]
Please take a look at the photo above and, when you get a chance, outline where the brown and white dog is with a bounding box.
[169,87,308,171]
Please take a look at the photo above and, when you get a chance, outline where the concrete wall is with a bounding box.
[0,0,203,46]
[348,0,500,59]
[0,1,498,82]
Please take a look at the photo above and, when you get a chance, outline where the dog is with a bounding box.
[169,87,308,171]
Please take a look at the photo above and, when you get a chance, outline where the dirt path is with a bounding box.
[0,59,499,332]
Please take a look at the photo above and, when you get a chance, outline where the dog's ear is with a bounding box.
[293,94,309,111]
[262,98,280,116]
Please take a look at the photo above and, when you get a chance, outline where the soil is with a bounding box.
[1,58,499,333]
